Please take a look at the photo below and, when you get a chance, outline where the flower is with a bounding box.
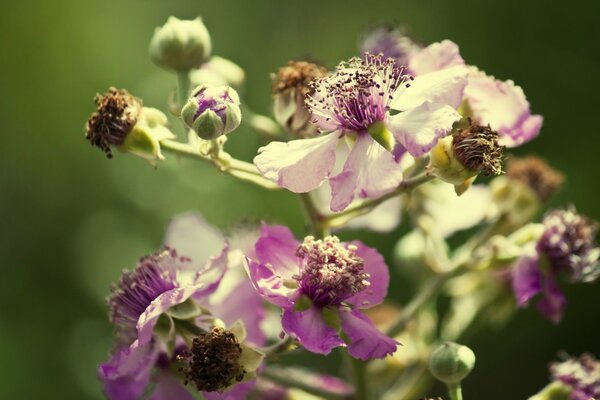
[254,53,466,211]
[372,34,543,147]
[272,60,328,138]
[550,353,600,400]
[99,213,268,400]
[85,88,175,162]
[504,156,565,203]
[181,84,242,140]
[360,26,421,71]
[245,224,397,360]
[250,368,353,399]
[511,208,599,323]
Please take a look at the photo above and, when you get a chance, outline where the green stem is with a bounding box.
[325,173,435,228]
[298,193,329,238]
[447,382,463,400]
[176,70,191,110]
[262,336,294,358]
[262,368,350,400]
[349,357,369,400]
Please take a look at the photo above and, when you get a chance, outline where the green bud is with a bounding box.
[429,342,476,384]
[149,17,212,71]
[429,136,478,195]
[181,84,241,139]
[190,56,246,89]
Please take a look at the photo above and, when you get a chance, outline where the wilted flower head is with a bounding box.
[512,208,599,323]
[245,224,397,360]
[551,353,600,400]
[506,156,565,202]
[182,84,241,139]
[272,60,328,138]
[149,16,212,71]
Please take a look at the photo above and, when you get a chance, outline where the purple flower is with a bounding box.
[360,26,421,70]
[512,208,599,323]
[254,54,466,211]
[551,353,600,400]
[250,368,353,399]
[99,213,268,400]
[406,39,543,147]
[245,224,397,360]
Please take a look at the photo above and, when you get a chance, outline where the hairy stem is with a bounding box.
[262,368,351,400]
[448,382,463,400]
[176,70,191,110]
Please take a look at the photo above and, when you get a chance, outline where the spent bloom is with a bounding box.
[245,224,397,360]
[182,84,242,140]
[99,213,267,400]
[363,30,543,147]
[512,208,599,323]
[255,53,467,211]
[550,353,600,400]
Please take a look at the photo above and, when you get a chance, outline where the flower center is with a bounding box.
[306,53,407,133]
[107,248,179,340]
[295,236,369,307]
[551,354,600,399]
[506,156,565,202]
[452,121,504,176]
[180,328,246,392]
[85,87,142,158]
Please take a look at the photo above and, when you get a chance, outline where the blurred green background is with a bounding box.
[1,0,598,398]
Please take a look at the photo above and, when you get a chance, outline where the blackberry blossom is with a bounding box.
[551,354,600,400]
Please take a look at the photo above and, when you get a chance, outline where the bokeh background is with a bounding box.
[1,0,599,398]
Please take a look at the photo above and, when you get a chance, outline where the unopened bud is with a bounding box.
[181,84,241,140]
[272,61,327,138]
[149,17,212,71]
[429,342,476,385]
[191,56,246,89]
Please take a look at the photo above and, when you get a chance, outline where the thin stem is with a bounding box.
[176,70,191,110]
[447,382,463,400]
[298,193,329,238]
[349,356,369,400]
[262,368,350,400]
[262,336,294,358]
[325,173,435,228]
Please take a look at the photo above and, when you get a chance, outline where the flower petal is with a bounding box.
[281,306,345,355]
[512,252,542,306]
[149,370,194,400]
[254,133,341,193]
[98,344,157,400]
[345,196,403,233]
[191,243,229,298]
[203,382,255,400]
[164,212,225,269]
[339,310,398,360]
[388,101,461,157]
[329,134,403,212]
[409,40,465,75]
[464,70,542,147]
[244,258,297,309]
[393,65,468,110]
[255,224,300,279]
[346,242,390,308]
[537,275,566,324]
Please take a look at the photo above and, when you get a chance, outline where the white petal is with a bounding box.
[409,40,465,75]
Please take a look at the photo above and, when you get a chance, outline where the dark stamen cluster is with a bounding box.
[506,156,565,201]
[180,328,245,392]
[272,61,328,97]
[452,122,504,176]
[85,88,142,158]
[306,53,408,132]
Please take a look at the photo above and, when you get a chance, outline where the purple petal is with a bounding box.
[98,344,157,400]
[204,382,255,400]
[339,310,398,360]
[409,40,465,75]
[244,258,297,309]
[163,212,225,270]
[393,66,468,110]
[511,252,543,306]
[135,286,202,348]
[329,134,403,212]
[537,275,567,324]
[281,306,345,355]
[255,224,300,279]
[191,243,229,299]
[464,71,542,148]
[346,242,390,308]
[149,370,194,400]
[388,101,461,157]
[254,133,341,193]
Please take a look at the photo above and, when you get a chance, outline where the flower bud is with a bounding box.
[191,56,246,89]
[181,84,241,139]
[149,17,212,71]
[429,342,476,384]
[429,121,504,195]
[85,88,174,163]
[272,61,327,138]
